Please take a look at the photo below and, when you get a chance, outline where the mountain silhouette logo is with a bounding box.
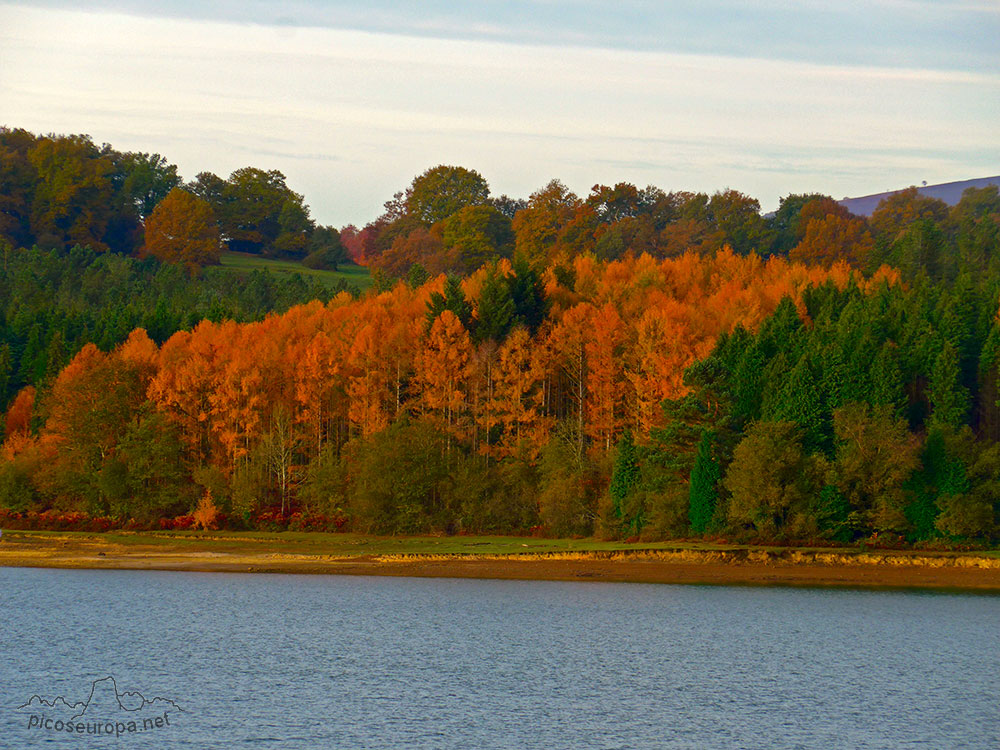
[18,676,184,722]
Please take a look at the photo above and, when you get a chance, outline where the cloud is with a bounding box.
[1,3,996,223]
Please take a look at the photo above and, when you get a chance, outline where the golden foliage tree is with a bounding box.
[143,187,222,272]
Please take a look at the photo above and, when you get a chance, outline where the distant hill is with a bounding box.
[838,176,1000,217]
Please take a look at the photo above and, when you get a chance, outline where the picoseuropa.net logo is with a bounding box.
[18,675,184,738]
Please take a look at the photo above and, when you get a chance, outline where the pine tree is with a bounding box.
[425,274,473,331]
[474,266,515,343]
[508,257,548,333]
[609,429,639,529]
[977,325,1000,441]
[868,342,907,417]
[688,430,719,534]
[0,343,11,408]
[769,356,828,452]
[928,341,970,429]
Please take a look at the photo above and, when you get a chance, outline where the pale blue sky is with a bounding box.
[1,1,998,225]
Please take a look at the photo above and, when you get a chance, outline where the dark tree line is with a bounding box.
[0,246,356,409]
[0,127,347,268]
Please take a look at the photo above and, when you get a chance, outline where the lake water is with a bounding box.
[1,568,998,749]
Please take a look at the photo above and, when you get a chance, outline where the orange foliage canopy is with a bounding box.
[27,250,897,472]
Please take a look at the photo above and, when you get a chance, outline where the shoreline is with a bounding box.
[2,532,1000,591]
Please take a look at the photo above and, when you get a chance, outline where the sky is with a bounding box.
[1,1,998,227]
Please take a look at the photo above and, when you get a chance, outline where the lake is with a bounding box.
[2,568,998,749]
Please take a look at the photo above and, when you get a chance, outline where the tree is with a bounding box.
[303,225,347,270]
[259,406,297,516]
[474,265,515,343]
[830,402,920,534]
[414,310,475,447]
[347,420,451,533]
[193,489,221,530]
[426,274,473,330]
[508,257,549,333]
[951,186,1000,273]
[869,186,948,246]
[585,303,625,451]
[789,211,874,268]
[935,442,999,539]
[195,167,313,257]
[766,357,828,452]
[688,430,719,534]
[440,204,513,273]
[766,192,830,256]
[928,341,970,430]
[4,386,35,439]
[905,427,967,540]
[724,421,822,539]
[143,188,222,272]
[111,151,180,219]
[27,134,115,251]
[868,342,907,417]
[892,218,946,280]
[406,165,490,225]
[492,326,549,457]
[512,180,580,265]
[609,429,639,532]
[112,408,190,520]
[0,127,39,248]
[707,189,766,255]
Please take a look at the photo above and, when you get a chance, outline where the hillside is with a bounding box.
[839,176,1000,217]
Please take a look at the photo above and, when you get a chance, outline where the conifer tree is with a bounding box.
[474,266,515,343]
[976,326,1000,441]
[508,257,548,333]
[688,430,719,534]
[929,341,970,429]
[426,274,473,330]
[769,357,828,452]
[609,429,639,530]
[869,342,907,417]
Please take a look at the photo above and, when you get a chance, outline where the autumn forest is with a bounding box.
[2,127,1000,545]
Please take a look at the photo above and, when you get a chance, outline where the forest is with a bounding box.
[2,126,1000,545]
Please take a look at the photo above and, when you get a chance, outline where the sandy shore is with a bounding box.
[2,532,1000,591]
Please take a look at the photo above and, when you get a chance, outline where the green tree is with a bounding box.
[892,218,946,280]
[905,427,966,541]
[27,134,115,252]
[868,342,907,416]
[688,430,719,534]
[935,442,999,538]
[869,186,948,248]
[767,356,828,452]
[303,225,347,270]
[440,204,513,273]
[724,421,822,539]
[195,167,314,257]
[766,192,830,256]
[0,127,39,248]
[830,402,920,535]
[928,341,970,430]
[707,189,766,255]
[508,257,548,333]
[426,274,473,331]
[347,420,451,533]
[406,165,491,225]
[609,429,640,532]
[474,265,515,343]
[111,151,180,219]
